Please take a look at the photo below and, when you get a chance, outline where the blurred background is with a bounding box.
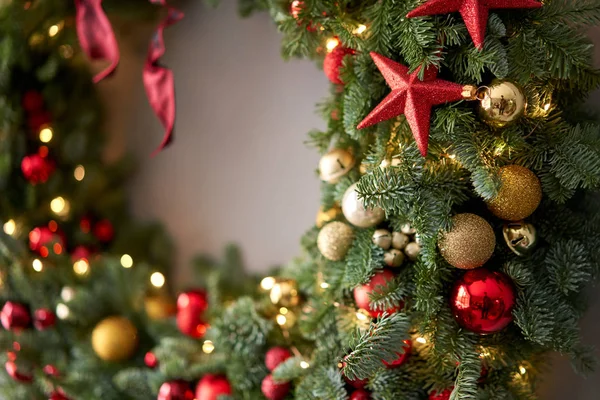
[98,1,600,398]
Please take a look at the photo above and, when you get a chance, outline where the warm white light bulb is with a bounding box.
[74,165,85,181]
[32,259,43,272]
[3,220,16,236]
[150,272,165,288]
[260,277,276,290]
[39,127,53,143]
[202,340,215,354]
[120,254,133,268]
[326,37,340,52]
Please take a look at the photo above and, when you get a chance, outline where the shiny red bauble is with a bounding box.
[195,374,232,400]
[261,374,290,400]
[177,290,208,313]
[22,91,44,112]
[324,47,354,85]
[29,226,64,256]
[350,388,371,400]
[145,351,159,369]
[157,380,194,400]
[265,346,292,371]
[382,340,411,368]
[344,375,367,389]
[353,270,399,317]
[1,302,31,330]
[93,219,114,242]
[429,388,453,400]
[176,309,209,338]
[21,154,55,184]
[5,361,33,383]
[33,308,56,330]
[450,269,516,335]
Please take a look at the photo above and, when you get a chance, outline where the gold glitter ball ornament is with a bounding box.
[319,148,355,184]
[91,316,138,362]
[503,221,538,256]
[487,165,542,221]
[372,229,392,250]
[438,213,496,269]
[342,183,385,228]
[269,279,300,308]
[316,204,342,228]
[318,221,354,261]
[478,80,526,128]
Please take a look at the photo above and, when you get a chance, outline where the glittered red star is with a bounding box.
[407,0,542,49]
[357,52,466,156]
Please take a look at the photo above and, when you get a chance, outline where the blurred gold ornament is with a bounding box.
[384,249,405,267]
[276,308,297,329]
[404,242,421,261]
[268,279,300,308]
[372,229,392,250]
[392,232,409,250]
[319,148,355,184]
[503,222,538,256]
[342,183,385,228]
[144,295,177,320]
[400,223,416,235]
[487,165,542,221]
[316,204,342,228]
[478,80,526,128]
[91,316,138,362]
[438,213,495,269]
[318,221,354,261]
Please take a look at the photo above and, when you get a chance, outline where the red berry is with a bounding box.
[350,388,371,400]
[324,47,354,85]
[429,388,453,400]
[265,347,292,371]
[261,374,290,400]
[144,351,158,369]
[195,374,232,400]
[22,91,44,112]
[382,340,411,368]
[43,364,60,376]
[353,270,399,317]
[33,308,56,330]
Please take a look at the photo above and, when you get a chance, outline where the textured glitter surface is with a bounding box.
[487,165,542,221]
[407,0,543,49]
[317,221,355,261]
[438,213,496,269]
[357,52,466,156]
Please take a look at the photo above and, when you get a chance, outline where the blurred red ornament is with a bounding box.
[177,290,208,313]
[80,217,92,233]
[93,219,114,242]
[157,380,194,400]
[5,361,33,383]
[176,308,209,338]
[21,154,55,184]
[353,270,399,317]
[27,111,52,131]
[265,346,292,371]
[29,226,64,256]
[49,389,70,400]
[33,308,56,330]
[429,388,453,400]
[290,0,303,19]
[324,47,354,85]
[261,374,290,400]
[344,375,367,389]
[350,388,371,400]
[450,269,516,334]
[195,374,232,400]
[145,351,158,369]
[1,302,31,330]
[71,245,93,262]
[383,340,411,368]
[22,91,44,112]
[43,364,60,377]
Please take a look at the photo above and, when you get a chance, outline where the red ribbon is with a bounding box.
[144,1,184,155]
[75,0,120,83]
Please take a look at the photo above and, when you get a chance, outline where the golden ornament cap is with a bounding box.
[318,221,354,261]
[478,80,526,128]
[342,183,385,228]
[487,165,542,221]
[503,221,538,256]
[91,316,138,362]
[438,213,496,269]
[319,148,355,184]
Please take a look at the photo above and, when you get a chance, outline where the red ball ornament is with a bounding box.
[43,364,60,377]
[1,302,31,330]
[195,374,232,400]
[353,270,399,317]
[5,361,33,383]
[450,269,516,334]
[145,351,159,369]
[93,219,114,242]
[22,91,45,112]
[176,308,209,338]
[21,154,55,184]
[33,308,56,330]
[158,380,194,400]
[350,388,371,400]
[344,375,367,389]
[29,226,64,256]
[49,390,70,400]
[429,388,453,400]
[324,47,354,85]
[177,290,208,313]
[27,111,52,131]
[382,340,411,368]
[261,374,290,400]
[265,346,292,371]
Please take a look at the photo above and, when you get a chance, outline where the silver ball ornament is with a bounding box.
[342,183,385,228]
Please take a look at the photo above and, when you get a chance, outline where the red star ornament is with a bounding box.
[407,0,542,49]
[357,52,469,156]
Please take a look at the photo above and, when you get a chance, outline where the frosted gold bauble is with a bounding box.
[144,295,177,320]
[92,316,138,362]
[316,204,342,228]
[392,232,409,250]
[478,80,526,128]
[342,183,385,228]
[404,242,421,261]
[487,165,542,221]
[503,221,538,256]
[372,229,392,250]
[317,221,354,261]
[384,249,405,267]
[319,149,355,184]
[438,213,496,269]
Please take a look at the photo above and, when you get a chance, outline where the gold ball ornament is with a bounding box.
[342,183,385,228]
[316,204,342,228]
[404,242,421,261]
[384,249,405,267]
[400,223,416,235]
[392,232,410,250]
[91,316,138,362]
[487,165,542,221]
[269,279,300,308]
[503,221,538,256]
[438,213,496,269]
[319,148,355,184]
[276,308,297,329]
[478,80,526,128]
[318,221,354,261]
[372,229,392,250]
[144,295,177,320]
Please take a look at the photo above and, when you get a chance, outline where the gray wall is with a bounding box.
[99,1,600,398]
